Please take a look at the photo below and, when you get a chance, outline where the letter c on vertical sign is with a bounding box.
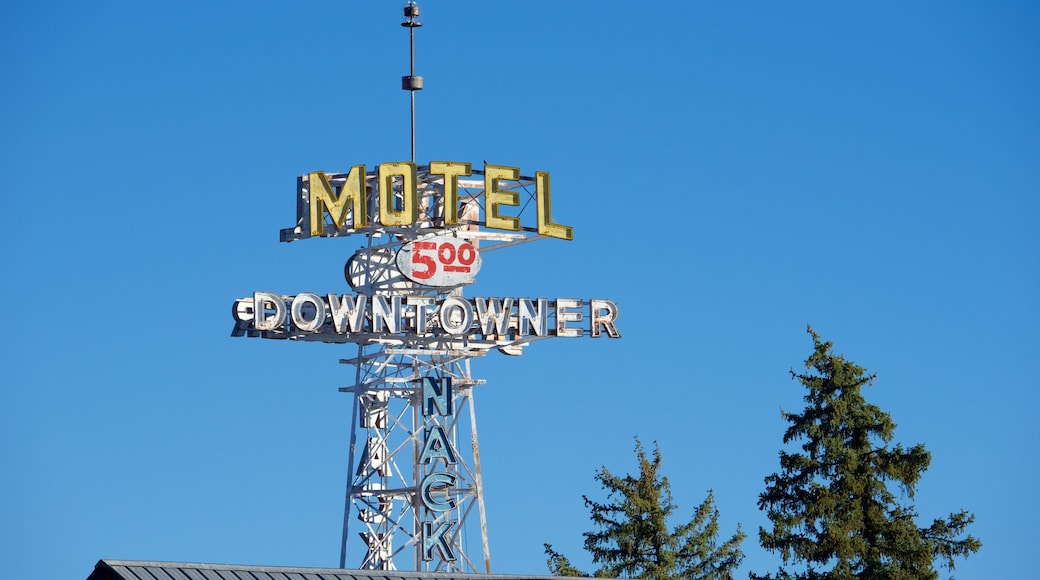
[420,472,458,512]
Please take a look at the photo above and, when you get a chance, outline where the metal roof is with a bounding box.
[86,560,568,580]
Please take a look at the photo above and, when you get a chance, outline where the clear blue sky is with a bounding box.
[2,2,1037,578]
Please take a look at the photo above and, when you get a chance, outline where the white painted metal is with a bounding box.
[335,166,551,573]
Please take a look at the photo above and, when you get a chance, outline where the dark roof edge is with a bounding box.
[93,559,575,580]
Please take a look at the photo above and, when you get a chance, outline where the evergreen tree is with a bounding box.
[753,326,981,579]
[546,439,745,580]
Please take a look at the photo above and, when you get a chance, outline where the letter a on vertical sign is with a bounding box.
[420,425,458,465]
[423,377,452,417]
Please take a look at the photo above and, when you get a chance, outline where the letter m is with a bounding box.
[309,164,367,236]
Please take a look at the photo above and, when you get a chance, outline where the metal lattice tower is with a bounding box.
[230,3,619,573]
[326,167,547,572]
[339,346,488,572]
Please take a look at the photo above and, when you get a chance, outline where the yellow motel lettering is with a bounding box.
[301,161,573,241]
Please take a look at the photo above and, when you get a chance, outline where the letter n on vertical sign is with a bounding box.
[423,377,453,418]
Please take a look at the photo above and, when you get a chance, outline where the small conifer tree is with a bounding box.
[753,326,981,579]
[546,439,745,579]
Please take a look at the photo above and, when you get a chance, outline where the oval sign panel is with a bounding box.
[397,234,482,286]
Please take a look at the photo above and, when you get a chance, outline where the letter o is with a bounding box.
[457,243,476,266]
[291,293,327,332]
[437,242,456,265]
[439,297,473,335]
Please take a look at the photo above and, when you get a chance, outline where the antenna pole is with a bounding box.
[401,2,423,163]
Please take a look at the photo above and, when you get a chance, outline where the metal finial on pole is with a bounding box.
[401,1,423,163]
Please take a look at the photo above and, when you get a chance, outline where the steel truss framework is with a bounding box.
[339,346,488,572]
[325,167,551,572]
